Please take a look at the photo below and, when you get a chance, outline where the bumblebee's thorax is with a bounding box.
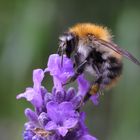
[68,23,114,61]
[77,43,104,76]
[69,23,112,42]
[77,39,92,58]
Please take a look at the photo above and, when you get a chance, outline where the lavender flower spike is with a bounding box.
[17,54,98,140]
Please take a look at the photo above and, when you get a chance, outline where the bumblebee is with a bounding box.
[58,23,140,102]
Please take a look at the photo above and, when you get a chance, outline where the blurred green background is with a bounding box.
[0,0,140,140]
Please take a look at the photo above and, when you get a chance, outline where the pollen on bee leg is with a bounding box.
[83,84,100,104]
[89,84,100,95]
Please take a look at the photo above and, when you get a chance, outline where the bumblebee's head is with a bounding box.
[58,32,78,58]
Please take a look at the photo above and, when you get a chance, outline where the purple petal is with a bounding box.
[53,90,65,103]
[44,92,52,103]
[24,108,38,122]
[48,134,61,140]
[40,87,48,99]
[46,101,60,122]
[32,135,44,140]
[30,91,42,108]
[46,54,60,74]
[65,87,76,101]
[24,122,35,130]
[51,87,56,96]
[47,101,58,112]
[57,127,68,137]
[45,54,74,89]
[77,75,90,96]
[45,121,57,131]
[90,93,100,106]
[79,112,88,133]
[80,112,86,122]
[77,75,100,106]
[33,69,44,92]
[59,101,73,113]
[23,130,35,140]
[71,95,83,109]
[58,102,76,120]
[17,88,43,108]
[52,77,63,91]
[16,88,33,100]
[80,134,98,140]
[63,118,78,129]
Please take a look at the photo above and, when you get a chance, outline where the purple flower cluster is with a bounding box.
[17,54,98,140]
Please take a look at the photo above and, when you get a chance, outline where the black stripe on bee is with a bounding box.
[90,48,106,64]
[107,56,123,79]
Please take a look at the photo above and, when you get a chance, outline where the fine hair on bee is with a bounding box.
[58,23,140,102]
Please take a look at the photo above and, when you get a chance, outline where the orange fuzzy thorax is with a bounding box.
[69,23,112,41]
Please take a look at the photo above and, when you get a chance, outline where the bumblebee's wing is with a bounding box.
[93,37,140,66]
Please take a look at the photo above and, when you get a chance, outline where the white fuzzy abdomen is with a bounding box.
[85,65,97,76]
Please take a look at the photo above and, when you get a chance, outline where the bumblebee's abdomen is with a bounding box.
[108,57,122,79]
[101,56,123,89]
[84,56,122,101]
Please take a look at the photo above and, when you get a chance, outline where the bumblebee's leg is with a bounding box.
[73,53,80,68]
[63,60,88,85]
[83,76,102,102]
[84,57,122,103]
[83,62,110,102]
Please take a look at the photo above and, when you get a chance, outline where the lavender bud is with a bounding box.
[65,87,76,101]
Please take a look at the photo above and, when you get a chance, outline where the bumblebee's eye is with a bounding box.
[65,38,75,58]
[59,32,77,58]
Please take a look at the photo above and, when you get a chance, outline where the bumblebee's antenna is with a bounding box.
[61,50,64,67]
[57,47,61,54]
[57,47,63,67]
